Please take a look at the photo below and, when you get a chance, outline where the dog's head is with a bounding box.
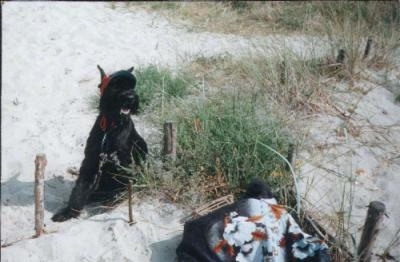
[97,65,139,116]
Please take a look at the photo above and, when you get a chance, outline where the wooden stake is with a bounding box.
[363,38,372,60]
[336,49,346,64]
[34,154,47,237]
[280,61,286,85]
[285,143,295,171]
[163,121,177,160]
[128,180,135,225]
[357,201,386,261]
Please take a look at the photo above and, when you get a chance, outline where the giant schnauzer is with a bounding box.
[52,65,148,222]
[177,178,331,261]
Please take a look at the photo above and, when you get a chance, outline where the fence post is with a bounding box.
[34,154,47,237]
[280,61,286,85]
[357,201,386,261]
[128,180,135,225]
[363,38,372,60]
[285,143,295,171]
[336,49,346,64]
[163,121,177,160]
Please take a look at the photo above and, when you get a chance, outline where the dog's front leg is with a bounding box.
[67,153,107,210]
[51,176,93,222]
[52,118,103,222]
[52,157,104,222]
[52,161,104,222]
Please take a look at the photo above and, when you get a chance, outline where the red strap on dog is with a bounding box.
[99,75,111,96]
[99,75,116,132]
[100,115,116,132]
[100,115,107,131]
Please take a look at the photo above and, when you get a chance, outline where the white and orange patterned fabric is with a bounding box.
[212,198,329,261]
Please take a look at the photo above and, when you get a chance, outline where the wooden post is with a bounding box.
[163,121,177,160]
[128,180,135,225]
[336,49,346,64]
[357,201,386,261]
[285,143,295,171]
[280,61,286,85]
[34,154,47,237]
[363,38,372,60]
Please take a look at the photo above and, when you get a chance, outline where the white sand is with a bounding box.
[297,72,400,258]
[2,2,399,261]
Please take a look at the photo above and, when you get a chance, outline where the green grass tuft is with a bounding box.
[135,65,196,111]
[166,94,292,199]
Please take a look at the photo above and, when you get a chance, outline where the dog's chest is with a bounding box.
[101,125,133,156]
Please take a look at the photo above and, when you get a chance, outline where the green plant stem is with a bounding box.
[257,141,301,215]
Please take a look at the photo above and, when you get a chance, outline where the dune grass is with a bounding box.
[135,65,196,111]
[122,62,293,202]
[133,2,399,36]
[134,1,399,77]
[171,95,292,199]
[188,51,331,114]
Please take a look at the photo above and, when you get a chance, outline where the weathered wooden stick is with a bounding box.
[336,49,346,64]
[280,61,286,85]
[363,38,372,60]
[128,180,134,225]
[34,154,47,237]
[163,121,177,160]
[357,201,386,261]
[285,143,295,171]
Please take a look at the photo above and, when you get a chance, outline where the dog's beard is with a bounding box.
[119,90,138,115]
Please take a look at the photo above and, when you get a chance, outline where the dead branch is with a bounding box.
[34,154,47,237]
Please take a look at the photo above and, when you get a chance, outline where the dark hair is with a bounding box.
[242,178,274,199]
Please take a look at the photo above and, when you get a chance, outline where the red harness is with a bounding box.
[99,75,115,132]
[99,75,111,97]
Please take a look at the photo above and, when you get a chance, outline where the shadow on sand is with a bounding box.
[150,234,182,262]
[1,174,75,212]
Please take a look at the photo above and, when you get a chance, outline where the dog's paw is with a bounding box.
[51,208,81,222]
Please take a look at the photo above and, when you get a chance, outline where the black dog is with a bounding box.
[177,179,330,261]
[52,65,148,222]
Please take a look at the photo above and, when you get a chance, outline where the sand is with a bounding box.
[297,73,400,258]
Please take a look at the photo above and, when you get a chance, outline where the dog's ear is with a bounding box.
[97,65,106,80]
[126,66,134,73]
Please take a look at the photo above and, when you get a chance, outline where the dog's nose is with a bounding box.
[120,93,136,104]
[120,89,136,98]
